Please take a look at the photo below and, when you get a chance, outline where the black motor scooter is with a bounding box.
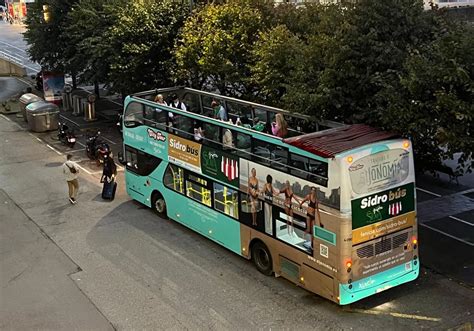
[86,131,110,165]
[58,122,76,148]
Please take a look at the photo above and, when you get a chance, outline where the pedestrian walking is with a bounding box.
[63,154,79,204]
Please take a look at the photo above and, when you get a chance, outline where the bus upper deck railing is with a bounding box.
[130,87,345,138]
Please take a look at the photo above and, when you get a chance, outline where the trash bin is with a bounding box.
[25,101,60,132]
[19,93,43,122]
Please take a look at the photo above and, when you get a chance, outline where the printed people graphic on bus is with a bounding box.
[278,180,301,236]
[247,168,259,227]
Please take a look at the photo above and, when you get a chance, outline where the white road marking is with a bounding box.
[100,135,117,145]
[46,144,62,156]
[69,148,86,153]
[76,141,86,147]
[347,308,441,322]
[420,223,474,246]
[416,187,442,198]
[449,215,473,227]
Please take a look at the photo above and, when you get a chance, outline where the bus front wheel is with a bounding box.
[152,192,167,218]
[252,241,273,276]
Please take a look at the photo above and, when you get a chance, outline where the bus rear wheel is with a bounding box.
[152,192,167,218]
[252,241,273,276]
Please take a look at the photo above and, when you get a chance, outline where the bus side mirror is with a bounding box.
[117,152,126,165]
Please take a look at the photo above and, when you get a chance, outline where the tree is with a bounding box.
[23,0,79,72]
[174,0,271,96]
[105,0,189,96]
[65,0,126,94]
[380,18,474,174]
[251,24,304,105]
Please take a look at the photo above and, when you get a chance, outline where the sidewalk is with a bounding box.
[0,189,113,330]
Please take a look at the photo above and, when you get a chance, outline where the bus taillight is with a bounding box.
[412,236,418,248]
[345,259,352,271]
[403,140,410,149]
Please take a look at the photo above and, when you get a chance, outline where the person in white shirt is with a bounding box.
[63,154,79,204]
[169,93,187,111]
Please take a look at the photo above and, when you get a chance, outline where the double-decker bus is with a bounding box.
[119,87,419,305]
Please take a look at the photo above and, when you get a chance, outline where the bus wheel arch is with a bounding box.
[151,191,167,218]
[250,239,273,276]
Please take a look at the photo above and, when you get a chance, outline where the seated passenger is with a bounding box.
[212,100,228,121]
[223,121,234,149]
[194,120,204,141]
[169,93,187,111]
[271,113,288,138]
[154,94,167,106]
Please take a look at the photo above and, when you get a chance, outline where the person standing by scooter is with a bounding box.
[63,154,79,204]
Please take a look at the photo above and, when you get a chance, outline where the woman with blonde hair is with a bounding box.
[271,113,288,138]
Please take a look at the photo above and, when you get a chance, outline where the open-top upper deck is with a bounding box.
[129,87,398,159]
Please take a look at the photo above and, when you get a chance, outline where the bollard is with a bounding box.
[84,94,97,121]
[72,95,81,116]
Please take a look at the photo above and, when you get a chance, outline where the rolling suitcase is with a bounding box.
[102,180,117,200]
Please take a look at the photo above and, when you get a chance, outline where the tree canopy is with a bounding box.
[23,0,473,174]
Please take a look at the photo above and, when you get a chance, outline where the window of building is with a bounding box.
[186,173,212,207]
[164,164,184,194]
[214,183,239,219]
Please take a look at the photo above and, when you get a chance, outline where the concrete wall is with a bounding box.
[0,58,27,77]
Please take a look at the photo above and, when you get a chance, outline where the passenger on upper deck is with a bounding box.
[222,120,234,149]
[211,100,228,121]
[154,94,167,106]
[271,113,288,138]
[169,93,187,111]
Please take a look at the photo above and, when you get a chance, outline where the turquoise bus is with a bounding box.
[119,87,419,305]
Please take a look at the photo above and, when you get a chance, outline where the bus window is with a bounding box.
[213,183,239,219]
[253,107,269,133]
[290,153,328,187]
[124,102,144,127]
[201,95,216,117]
[174,115,194,140]
[164,164,184,193]
[252,140,288,171]
[144,105,168,130]
[182,92,201,114]
[226,101,252,125]
[234,132,251,158]
[201,122,220,146]
[125,146,162,176]
[186,173,212,207]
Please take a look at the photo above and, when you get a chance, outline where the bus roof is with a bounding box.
[283,124,399,158]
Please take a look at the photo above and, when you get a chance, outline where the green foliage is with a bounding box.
[105,0,189,95]
[174,0,270,96]
[380,20,474,173]
[65,0,126,86]
[23,0,79,71]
